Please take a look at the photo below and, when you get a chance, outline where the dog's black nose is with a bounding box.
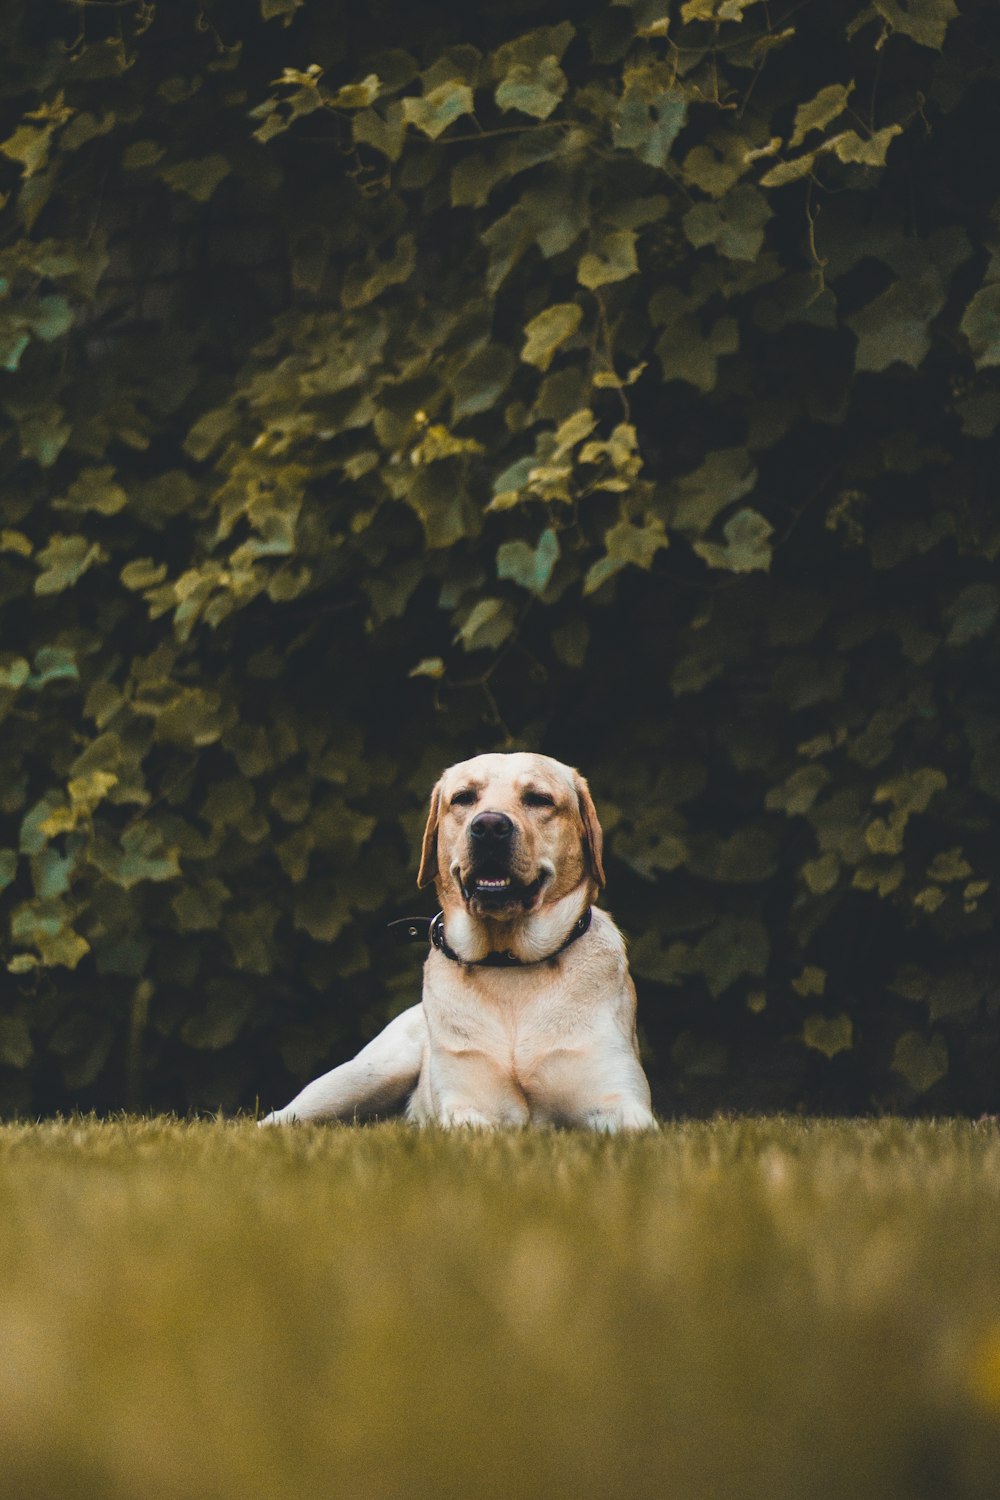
[470,811,514,842]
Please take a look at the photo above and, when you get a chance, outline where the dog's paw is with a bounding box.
[583,1100,658,1134]
[439,1105,510,1129]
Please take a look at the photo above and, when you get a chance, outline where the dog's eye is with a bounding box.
[523,791,555,809]
[451,789,477,808]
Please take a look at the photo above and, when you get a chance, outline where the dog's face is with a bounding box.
[417,752,605,920]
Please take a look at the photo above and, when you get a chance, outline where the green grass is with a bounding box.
[1,1118,1000,1500]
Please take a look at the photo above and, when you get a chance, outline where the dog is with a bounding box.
[261,752,656,1131]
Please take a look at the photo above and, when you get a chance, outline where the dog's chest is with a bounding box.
[425,964,593,1067]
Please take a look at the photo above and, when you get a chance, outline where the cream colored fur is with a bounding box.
[261,753,656,1132]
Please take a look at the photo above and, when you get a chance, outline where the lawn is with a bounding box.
[0,1117,998,1500]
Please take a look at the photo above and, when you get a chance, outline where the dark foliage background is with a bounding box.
[1,0,999,1117]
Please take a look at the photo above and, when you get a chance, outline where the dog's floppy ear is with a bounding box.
[417,780,442,888]
[574,773,606,889]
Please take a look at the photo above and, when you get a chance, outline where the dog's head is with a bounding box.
[417,752,605,920]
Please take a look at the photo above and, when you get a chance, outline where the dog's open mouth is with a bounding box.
[460,867,546,911]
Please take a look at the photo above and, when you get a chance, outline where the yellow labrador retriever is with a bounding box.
[261,752,656,1131]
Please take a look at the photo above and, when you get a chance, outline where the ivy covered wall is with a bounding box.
[1,0,999,1116]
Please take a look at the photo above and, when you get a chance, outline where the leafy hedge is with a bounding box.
[1,0,999,1116]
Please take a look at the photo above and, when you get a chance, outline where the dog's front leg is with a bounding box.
[260,1004,427,1124]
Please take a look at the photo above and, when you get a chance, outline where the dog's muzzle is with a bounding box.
[461,811,542,910]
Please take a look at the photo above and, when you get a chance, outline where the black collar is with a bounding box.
[389,907,593,968]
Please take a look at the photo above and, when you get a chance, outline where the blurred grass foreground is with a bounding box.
[2,1117,1000,1500]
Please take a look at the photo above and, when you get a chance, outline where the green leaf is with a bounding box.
[759,153,818,189]
[873,0,958,50]
[0,122,59,177]
[671,1029,728,1078]
[873,767,947,815]
[180,990,250,1048]
[577,229,638,290]
[353,102,407,162]
[455,597,516,651]
[802,1013,852,1059]
[0,531,30,559]
[489,456,535,510]
[789,82,853,147]
[583,517,668,594]
[17,406,71,467]
[497,528,560,595]
[670,447,757,532]
[31,295,74,342]
[491,23,575,84]
[765,766,830,815]
[330,74,382,109]
[848,280,933,372]
[655,312,738,393]
[826,126,902,168]
[153,688,225,748]
[260,0,303,22]
[54,466,127,517]
[341,234,415,309]
[10,901,90,970]
[495,56,567,120]
[31,846,75,901]
[693,507,773,574]
[184,406,235,462]
[121,558,168,591]
[955,388,1000,438]
[34,536,106,596]
[865,810,907,855]
[159,154,231,202]
[402,82,474,139]
[521,303,583,371]
[891,1031,948,1093]
[401,464,473,548]
[681,0,765,17]
[450,345,517,417]
[26,646,79,692]
[0,1013,32,1068]
[122,140,165,170]
[683,185,771,262]
[689,915,770,999]
[552,618,589,669]
[409,657,446,680]
[926,848,973,884]
[106,823,182,889]
[0,326,30,373]
[926,972,985,1020]
[945,583,999,644]
[613,78,687,169]
[792,965,827,998]
[202,779,255,832]
[292,883,350,945]
[21,796,62,856]
[682,141,745,199]
[410,425,484,465]
[552,408,598,459]
[960,284,1000,369]
[450,151,500,209]
[0,657,30,691]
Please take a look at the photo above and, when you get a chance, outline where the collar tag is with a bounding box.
[387,917,433,946]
